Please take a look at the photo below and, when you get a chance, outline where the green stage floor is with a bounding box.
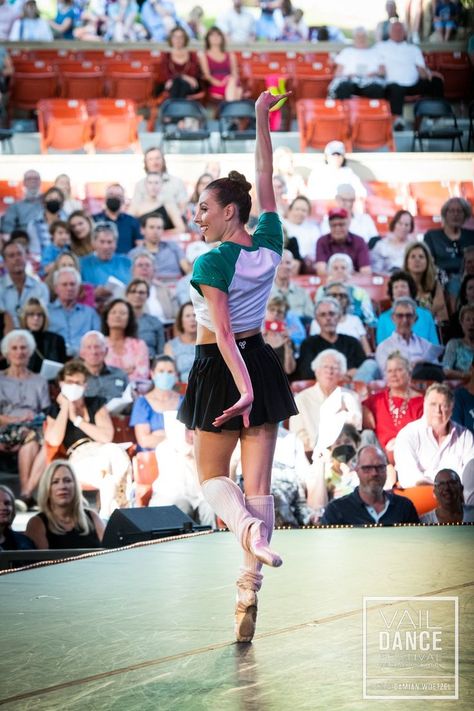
[0,527,473,710]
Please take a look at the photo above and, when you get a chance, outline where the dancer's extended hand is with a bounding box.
[255,90,292,113]
[213,392,253,429]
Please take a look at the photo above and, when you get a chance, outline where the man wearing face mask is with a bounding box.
[27,187,67,257]
[93,184,141,254]
[45,360,132,519]
[1,170,43,236]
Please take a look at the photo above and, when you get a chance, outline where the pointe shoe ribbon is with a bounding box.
[247,521,282,568]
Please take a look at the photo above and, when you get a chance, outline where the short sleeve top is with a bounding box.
[190,211,283,333]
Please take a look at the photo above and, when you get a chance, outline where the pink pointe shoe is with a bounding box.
[235,589,258,643]
[248,521,282,568]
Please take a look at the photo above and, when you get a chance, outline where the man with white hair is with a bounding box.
[79,331,129,400]
[289,349,362,452]
[48,267,100,356]
[328,26,386,101]
[269,249,314,324]
[1,170,43,235]
[80,222,131,287]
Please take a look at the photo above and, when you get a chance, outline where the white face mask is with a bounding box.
[60,383,85,402]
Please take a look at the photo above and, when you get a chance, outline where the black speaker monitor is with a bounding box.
[103,505,201,548]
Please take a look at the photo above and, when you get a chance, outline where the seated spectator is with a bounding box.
[453,362,474,432]
[376,270,440,345]
[308,424,361,510]
[9,0,53,40]
[101,298,150,383]
[442,305,474,380]
[103,0,145,42]
[186,173,214,233]
[273,146,307,203]
[269,249,314,325]
[328,26,386,101]
[186,5,206,40]
[129,174,186,235]
[45,251,95,307]
[375,0,399,42]
[0,330,50,509]
[403,242,449,324]
[272,176,290,220]
[198,26,243,102]
[0,241,49,326]
[290,349,362,452]
[314,253,377,328]
[163,301,196,383]
[129,213,190,280]
[26,460,104,549]
[307,141,367,201]
[175,242,209,307]
[54,175,82,217]
[79,330,129,400]
[0,1,20,42]
[308,24,347,43]
[131,252,179,322]
[363,352,423,454]
[319,184,378,245]
[19,297,67,374]
[433,1,461,41]
[44,360,132,518]
[1,170,42,236]
[140,0,177,42]
[67,210,94,257]
[321,445,420,525]
[48,267,100,357]
[421,469,471,524]
[41,220,72,275]
[279,5,308,41]
[445,273,474,341]
[296,297,376,381]
[0,485,35,550]
[80,222,132,288]
[93,184,141,254]
[256,0,285,41]
[424,198,474,308]
[282,196,320,267]
[310,281,372,356]
[0,44,13,110]
[316,208,372,276]
[394,383,474,497]
[375,21,444,129]
[49,0,75,39]
[216,0,256,44]
[375,297,443,374]
[26,187,67,258]
[132,146,188,215]
[156,26,203,99]
[370,210,416,274]
[262,297,297,376]
[125,278,165,359]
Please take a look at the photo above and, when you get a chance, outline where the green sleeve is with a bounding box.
[190,249,234,295]
[252,212,283,256]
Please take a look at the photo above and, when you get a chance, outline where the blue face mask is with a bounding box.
[153,372,177,391]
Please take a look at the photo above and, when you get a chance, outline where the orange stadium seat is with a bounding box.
[409,181,457,216]
[84,182,110,214]
[58,61,106,100]
[37,99,92,153]
[106,61,155,108]
[348,98,396,152]
[9,61,58,115]
[296,98,351,152]
[0,180,22,216]
[435,51,473,101]
[86,99,142,153]
[293,53,334,100]
[413,214,442,237]
[393,485,437,516]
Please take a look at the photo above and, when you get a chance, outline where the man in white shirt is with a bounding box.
[319,184,378,243]
[375,21,444,127]
[394,383,474,500]
[217,0,256,43]
[328,27,386,100]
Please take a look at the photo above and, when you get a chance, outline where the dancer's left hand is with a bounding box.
[213,393,253,429]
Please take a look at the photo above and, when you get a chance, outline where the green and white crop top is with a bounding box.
[190,211,283,333]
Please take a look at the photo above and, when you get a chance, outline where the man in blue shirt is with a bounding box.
[0,241,49,326]
[321,445,420,526]
[81,222,132,287]
[93,184,141,254]
[128,213,190,279]
[48,267,100,356]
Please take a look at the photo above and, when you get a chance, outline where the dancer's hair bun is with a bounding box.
[228,171,252,193]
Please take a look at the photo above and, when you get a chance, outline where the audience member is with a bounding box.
[290,350,361,453]
[0,0,20,41]
[282,196,320,266]
[1,170,42,235]
[125,278,165,359]
[316,208,372,276]
[45,251,95,307]
[0,43,13,112]
[186,173,213,231]
[453,362,474,433]
[328,26,386,100]
[279,5,308,41]
[26,460,104,549]
[256,0,284,40]
[307,141,367,201]
[156,26,202,99]
[308,424,361,510]
[262,296,297,375]
[186,5,206,39]
[80,222,132,288]
[48,267,99,357]
[132,147,188,215]
[163,301,196,383]
[102,298,150,382]
[394,383,474,498]
[44,360,132,518]
[375,0,399,42]
[54,174,82,217]
[79,330,129,400]
[370,210,416,274]
[27,186,67,257]
[375,270,440,345]
[198,25,243,102]
[131,252,179,321]
[40,220,72,275]
[129,213,190,279]
[375,297,442,373]
[442,305,474,380]
[174,241,210,306]
[363,352,423,453]
[272,176,290,219]
[273,146,306,202]
[403,242,449,324]
[433,1,461,42]
[421,469,471,524]
[446,273,474,341]
[0,242,49,326]
[319,184,378,244]
[0,485,35,550]
[140,0,177,42]
[216,0,256,43]
[375,21,444,129]
[9,0,53,40]
[129,176,186,236]
[67,210,94,257]
[269,249,314,324]
[93,184,141,254]
[103,0,145,42]
[49,0,75,39]
[19,297,67,373]
[321,445,420,525]
[311,281,372,355]
[0,330,50,508]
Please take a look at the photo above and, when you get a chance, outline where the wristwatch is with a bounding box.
[74,416,84,428]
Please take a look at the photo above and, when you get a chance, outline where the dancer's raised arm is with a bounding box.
[255,91,291,214]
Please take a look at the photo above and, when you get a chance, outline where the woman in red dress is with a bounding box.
[198,26,242,102]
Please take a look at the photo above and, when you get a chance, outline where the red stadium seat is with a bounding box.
[105,61,155,108]
[393,485,437,516]
[290,379,316,394]
[9,61,58,116]
[296,98,351,152]
[435,52,473,101]
[408,181,457,216]
[84,182,110,214]
[348,98,396,152]
[58,61,106,100]
[0,180,22,216]
[37,99,92,153]
[293,53,334,101]
[86,99,142,153]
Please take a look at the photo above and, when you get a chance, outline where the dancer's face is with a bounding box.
[194,189,228,243]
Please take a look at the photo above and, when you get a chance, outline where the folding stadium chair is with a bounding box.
[296,98,351,152]
[86,99,142,153]
[58,61,106,100]
[37,99,92,153]
[348,98,396,152]
[9,61,58,118]
[411,99,464,152]
[217,100,256,151]
[158,99,211,152]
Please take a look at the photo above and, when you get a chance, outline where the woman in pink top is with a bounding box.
[101,299,150,382]
[198,26,242,102]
